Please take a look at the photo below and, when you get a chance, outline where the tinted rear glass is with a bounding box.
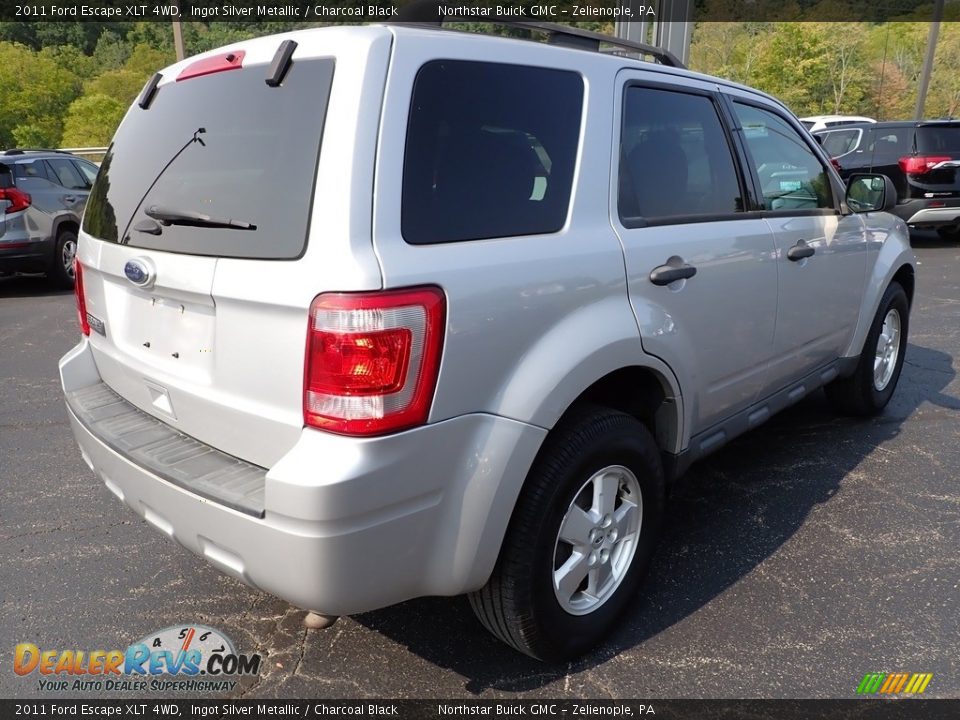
[83,58,334,259]
[820,129,860,157]
[401,60,583,245]
[917,125,960,154]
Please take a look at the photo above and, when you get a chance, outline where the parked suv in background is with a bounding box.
[0,149,98,287]
[815,120,960,239]
[60,23,914,661]
[800,114,876,132]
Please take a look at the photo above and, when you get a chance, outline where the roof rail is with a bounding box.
[392,2,685,69]
[1,148,68,156]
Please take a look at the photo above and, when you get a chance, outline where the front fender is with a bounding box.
[843,214,915,360]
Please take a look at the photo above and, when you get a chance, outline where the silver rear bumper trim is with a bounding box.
[66,382,266,518]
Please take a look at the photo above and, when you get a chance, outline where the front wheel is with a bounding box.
[469,407,664,661]
[826,281,909,416]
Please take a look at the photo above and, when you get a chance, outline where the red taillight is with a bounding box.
[898,155,952,175]
[831,158,843,173]
[304,287,445,436]
[74,259,90,336]
[0,187,31,214]
[177,50,245,82]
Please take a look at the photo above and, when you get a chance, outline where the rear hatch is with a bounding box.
[902,122,960,199]
[77,32,385,468]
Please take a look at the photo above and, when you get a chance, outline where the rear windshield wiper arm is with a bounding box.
[145,206,257,231]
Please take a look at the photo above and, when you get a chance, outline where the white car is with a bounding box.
[800,114,877,132]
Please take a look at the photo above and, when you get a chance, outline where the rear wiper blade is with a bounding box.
[145,205,257,231]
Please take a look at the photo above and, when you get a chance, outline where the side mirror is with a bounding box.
[845,173,896,213]
[813,134,824,144]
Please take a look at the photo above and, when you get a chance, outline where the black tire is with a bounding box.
[936,225,959,242]
[825,282,909,416]
[50,228,78,289]
[469,406,664,661]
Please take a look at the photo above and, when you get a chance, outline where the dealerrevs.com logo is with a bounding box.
[14,624,261,693]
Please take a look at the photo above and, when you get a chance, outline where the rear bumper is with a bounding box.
[894,198,960,227]
[0,230,53,274]
[59,339,546,615]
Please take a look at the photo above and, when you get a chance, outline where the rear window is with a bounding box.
[83,58,334,259]
[917,125,960,154]
[820,129,861,157]
[11,160,49,181]
[868,128,911,156]
[401,60,584,245]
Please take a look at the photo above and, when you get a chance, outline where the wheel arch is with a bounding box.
[50,214,81,250]
[843,235,915,361]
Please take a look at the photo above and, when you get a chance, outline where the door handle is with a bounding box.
[63,195,77,204]
[649,261,697,286]
[787,240,815,261]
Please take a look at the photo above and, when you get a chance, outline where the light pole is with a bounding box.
[914,0,945,120]
[172,0,185,61]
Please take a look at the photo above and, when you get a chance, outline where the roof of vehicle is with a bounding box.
[820,119,960,129]
[381,24,788,110]
[800,114,876,122]
[1,149,75,158]
[153,24,791,121]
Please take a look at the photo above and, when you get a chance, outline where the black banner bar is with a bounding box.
[1,0,954,23]
[1,700,959,720]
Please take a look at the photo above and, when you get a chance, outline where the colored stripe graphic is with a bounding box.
[857,673,886,694]
[880,673,907,693]
[857,672,932,694]
[904,673,933,694]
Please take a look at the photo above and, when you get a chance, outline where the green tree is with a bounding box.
[92,30,131,70]
[750,23,831,115]
[60,94,127,148]
[0,42,80,148]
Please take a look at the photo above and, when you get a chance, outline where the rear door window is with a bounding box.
[820,129,861,158]
[619,86,745,222]
[401,60,583,245]
[47,158,87,190]
[867,128,911,157]
[83,58,335,259]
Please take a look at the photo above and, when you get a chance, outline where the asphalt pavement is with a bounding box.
[1,234,957,700]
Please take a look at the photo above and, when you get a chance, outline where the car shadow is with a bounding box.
[909,228,957,249]
[0,274,71,298]
[350,342,956,692]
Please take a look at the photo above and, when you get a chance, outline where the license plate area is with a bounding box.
[104,280,216,382]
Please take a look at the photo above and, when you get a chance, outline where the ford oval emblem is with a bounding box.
[124,258,153,287]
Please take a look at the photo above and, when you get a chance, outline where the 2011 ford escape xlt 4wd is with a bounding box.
[60,23,915,661]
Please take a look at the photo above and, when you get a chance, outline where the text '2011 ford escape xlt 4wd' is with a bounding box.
[60,22,915,661]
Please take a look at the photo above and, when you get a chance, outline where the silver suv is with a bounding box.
[59,24,915,661]
[0,149,98,287]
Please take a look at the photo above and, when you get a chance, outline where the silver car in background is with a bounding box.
[0,149,98,287]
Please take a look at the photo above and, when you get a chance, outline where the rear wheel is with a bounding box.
[936,225,959,241]
[826,282,908,416]
[469,406,664,661]
[50,228,77,289]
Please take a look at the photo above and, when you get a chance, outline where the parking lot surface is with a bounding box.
[1,235,957,699]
